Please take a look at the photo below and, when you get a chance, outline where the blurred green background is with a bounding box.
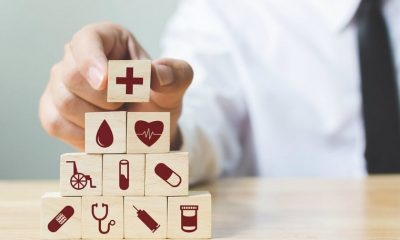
[0,0,178,179]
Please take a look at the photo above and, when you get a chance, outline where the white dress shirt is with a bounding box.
[160,0,400,183]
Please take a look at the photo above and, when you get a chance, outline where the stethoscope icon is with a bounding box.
[91,203,116,234]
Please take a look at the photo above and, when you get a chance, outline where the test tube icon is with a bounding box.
[119,160,129,190]
[132,205,160,233]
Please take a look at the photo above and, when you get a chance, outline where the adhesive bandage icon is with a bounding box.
[47,206,75,232]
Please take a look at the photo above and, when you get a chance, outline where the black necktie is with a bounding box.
[357,0,400,173]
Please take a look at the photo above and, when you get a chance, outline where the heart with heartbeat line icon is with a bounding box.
[134,120,164,146]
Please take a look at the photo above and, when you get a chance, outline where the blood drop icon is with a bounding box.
[96,120,114,148]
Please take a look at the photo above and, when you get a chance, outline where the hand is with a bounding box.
[39,22,193,150]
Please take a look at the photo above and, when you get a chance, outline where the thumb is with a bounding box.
[151,58,193,101]
[151,58,194,109]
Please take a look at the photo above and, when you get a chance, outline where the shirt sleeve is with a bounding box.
[160,0,249,184]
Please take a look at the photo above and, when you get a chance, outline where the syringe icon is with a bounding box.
[132,205,160,233]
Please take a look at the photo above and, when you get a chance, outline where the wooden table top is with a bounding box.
[1,176,400,239]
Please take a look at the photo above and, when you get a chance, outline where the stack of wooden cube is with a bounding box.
[41,60,212,239]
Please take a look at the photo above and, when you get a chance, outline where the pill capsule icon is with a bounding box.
[48,205,74,232]
[154,163,182,187]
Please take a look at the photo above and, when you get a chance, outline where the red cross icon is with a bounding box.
[116,67,144,94]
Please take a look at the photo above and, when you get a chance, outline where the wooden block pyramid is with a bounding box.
[40,60,212,239]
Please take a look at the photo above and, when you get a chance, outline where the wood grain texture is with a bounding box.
[2,177,400,239]
[124,196,167,239]
[40,192,81,239]
[102,154,145,196]
[145,151,189,196]
[127,112,170,154]
[107,60,151,103]
[85,111,127,153]
[82,196,123,239]
[60,153,102,196]
[168,191,212,239]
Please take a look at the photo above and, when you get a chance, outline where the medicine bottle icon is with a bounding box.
[180,205,198,233]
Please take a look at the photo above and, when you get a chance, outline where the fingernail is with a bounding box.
[87,67,104,89]
[156,64,174,86]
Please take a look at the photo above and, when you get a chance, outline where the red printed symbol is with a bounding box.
[67,161,96,190]
[96,120,114,148]
[134,120,164,146]
[48,206,74,232]
[180,205,198,233]
[116,67,143,94]
[119,160,129,190]
[92,203,116,234]
[154,163,182,187]
[132,205,160,233]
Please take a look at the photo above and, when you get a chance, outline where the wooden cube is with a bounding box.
[40,192,81,239]
[107,60,151,102]
[127,112,170,153]
[124,196,167,239]
[60,153,102,196]
[167,191,212,239]
[85,111,126,153]
[103,154,145,196]
[82,196,123,239]
[145,151,188,196]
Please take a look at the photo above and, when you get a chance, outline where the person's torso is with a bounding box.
[215,0,400,177]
